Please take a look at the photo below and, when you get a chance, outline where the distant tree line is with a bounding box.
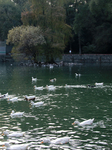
[0,0,112,63]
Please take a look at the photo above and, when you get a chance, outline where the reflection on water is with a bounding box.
[0,63,112,149]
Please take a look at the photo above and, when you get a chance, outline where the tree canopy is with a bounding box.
[3,0,112,63]
[7,26,46,62]
[0,0,21,40]
[24,0,72,62]
[67,0,112,54]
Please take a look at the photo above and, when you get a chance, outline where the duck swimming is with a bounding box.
[75,73,81,77]
[50,78,56,82]
[10,110,24,118]
[95,82,103,86]
[34,85,43,90]
[65,84,71,88]
[31,101,44,107]
[2,131,25,137]
[24,95,35,101]
[0,93,8,99]
[41,136,70,145]
[2,143,29,150]
[46,85,56,91]
[72,118,94,126]
[32,77,37,82]
[8,97,18,102]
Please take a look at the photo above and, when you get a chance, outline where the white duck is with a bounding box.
[41,137,70,145]
[2,143,29,150]
[49,65,54,69]
[8,97,18,102]
[46,85,56,91]
[50,78,56,82]
[95,82,103,86]
[75,73,81,77]
[64,84,71,88]
[72,118,94,126]
[2,131,25,137]
[32,77,37,82]
[0,92,8,99]
[10,110,24,118]
[34,85,43,90]
[31,101,44,107]
[24,95,35,101]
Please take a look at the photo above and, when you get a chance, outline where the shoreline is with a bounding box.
[1,54,112,66]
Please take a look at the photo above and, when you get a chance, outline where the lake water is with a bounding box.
[0,63,112,149]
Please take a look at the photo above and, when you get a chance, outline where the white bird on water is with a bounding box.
[46,85,56,91]
[50,78,56,82]
[41,136,70,145]
[2,131,25,137]
[31,101,44,107]
[49,64,54,69]
[75,73,81,77]
[95,82,103,86]
[10,110,24,118]
[34,85,43,90]
[8,97,18,102]
[0,92,8,99]
[72,118,94,126]
[24,95,35,101]
[32,77,37,82]
[64,84,71,88]
[2,143,29,150]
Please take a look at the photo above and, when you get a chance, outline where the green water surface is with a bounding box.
[0,63,112,149]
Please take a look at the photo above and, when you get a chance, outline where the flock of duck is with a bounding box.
[0,75,104,150]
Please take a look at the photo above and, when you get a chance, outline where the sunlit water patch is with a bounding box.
[0,64,112,149]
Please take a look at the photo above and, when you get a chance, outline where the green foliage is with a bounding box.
[12,0,30,11]
[2,0,112,59]
[7,26,46,62]
[21,11,36,26]
[28,0,72,62]
[94,23,112,53]
[73,2,96,53]
[82,44,96,53]
[89,0,112,53]
[72,0,112,54]
[0,0,21,40]
[64,1,75,26]
[12,0,27,6]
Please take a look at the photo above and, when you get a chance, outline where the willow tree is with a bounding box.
[6,26,46,62]
[25,0,71,63]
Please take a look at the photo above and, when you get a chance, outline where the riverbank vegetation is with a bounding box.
[0,0,112,63]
